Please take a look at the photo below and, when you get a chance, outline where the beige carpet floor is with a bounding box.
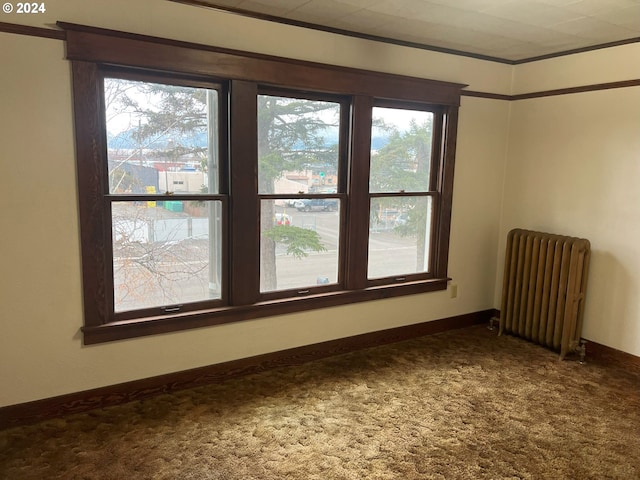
[1,326,639,479]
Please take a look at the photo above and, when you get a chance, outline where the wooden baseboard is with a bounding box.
[584,340,640,373]
[0,310,493,430]
[492,309,640,373]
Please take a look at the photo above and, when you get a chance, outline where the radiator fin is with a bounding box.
[499,229,590,359]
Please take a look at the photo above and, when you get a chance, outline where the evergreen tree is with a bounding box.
[106,79,336,292]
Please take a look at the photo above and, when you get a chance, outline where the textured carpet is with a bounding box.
[1,326,640,479]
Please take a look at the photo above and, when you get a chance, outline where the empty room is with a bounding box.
[1,0,639,478]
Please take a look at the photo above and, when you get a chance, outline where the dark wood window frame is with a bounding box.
[366,100,446,286]
[256,88,351,302]
[61,23,463,345]
[102,71,230,322]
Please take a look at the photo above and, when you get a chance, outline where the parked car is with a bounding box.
[294,199,338,212]
[394,212,409,226]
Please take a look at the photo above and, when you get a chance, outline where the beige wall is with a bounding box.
[512,43,640,95]
[498,85,640,357]
[497,44,640,357]
[0,3,510,407]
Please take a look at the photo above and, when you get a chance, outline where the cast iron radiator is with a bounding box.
[498,228,591,360]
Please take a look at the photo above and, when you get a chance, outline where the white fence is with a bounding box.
[114,217,210,243]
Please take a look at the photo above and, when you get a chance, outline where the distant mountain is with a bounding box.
[108,127,390,151]
[370,136,389,151]
[107,129,208,150]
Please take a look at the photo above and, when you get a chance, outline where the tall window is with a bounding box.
[102,76,226,320]
[368,104,440,282]
[257,93,345,295]
[65,24,461,344]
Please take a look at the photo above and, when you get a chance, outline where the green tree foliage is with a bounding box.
[130,83,208,149]
[257,95,338,192]
[106,80,334,292]
[262,225,327,259]
[370,119,432,192]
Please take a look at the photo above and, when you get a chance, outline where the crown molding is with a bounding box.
[2,21,638,102]
[170,0,640,65]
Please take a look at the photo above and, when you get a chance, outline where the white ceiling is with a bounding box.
[183,0,640,62]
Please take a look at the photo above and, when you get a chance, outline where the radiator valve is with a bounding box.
[578,340,587,364]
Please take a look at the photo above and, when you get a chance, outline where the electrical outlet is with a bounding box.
[450,284,458,298]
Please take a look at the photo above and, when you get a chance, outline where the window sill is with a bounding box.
[82,278,449,345]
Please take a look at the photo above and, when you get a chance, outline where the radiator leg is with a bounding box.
[488,317,496,331]
[578,340,587,365]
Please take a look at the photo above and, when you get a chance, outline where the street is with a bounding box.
[271,206,427,290]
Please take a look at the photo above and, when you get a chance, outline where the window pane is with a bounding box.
[112,201,222,312]
[370,107,434,193]
[368,197,432,279]
[258,95,341,195]
[104,78,219,195]
[260,199,340,292]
